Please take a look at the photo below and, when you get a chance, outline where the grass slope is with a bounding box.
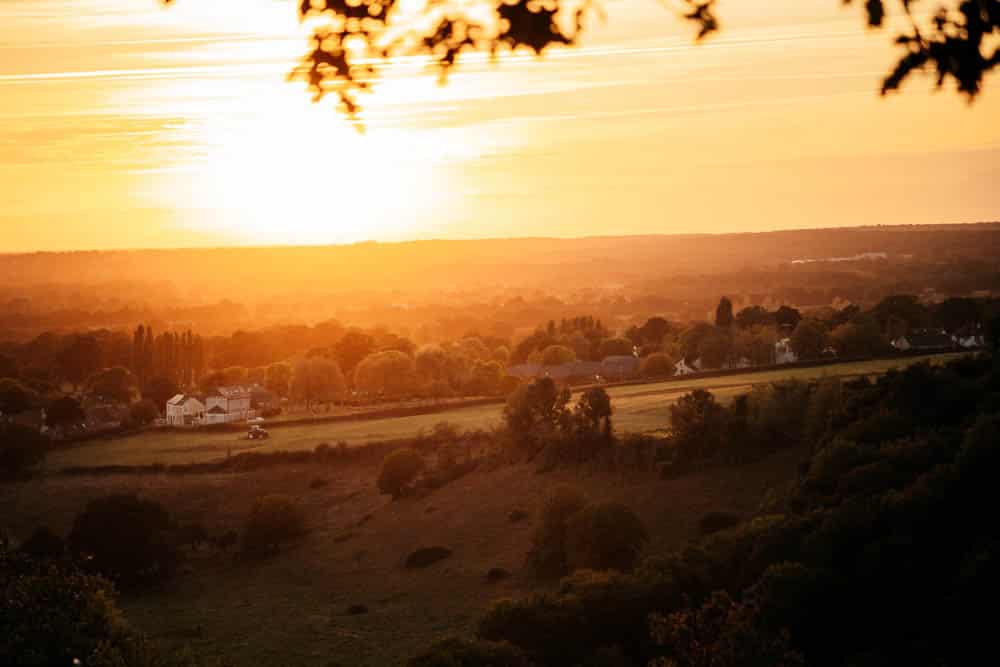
[0,448,803,666]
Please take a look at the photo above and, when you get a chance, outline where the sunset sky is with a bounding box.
[1,0,998,251]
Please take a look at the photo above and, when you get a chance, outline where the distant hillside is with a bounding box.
[0,223,997,340]
[0,223,997,294]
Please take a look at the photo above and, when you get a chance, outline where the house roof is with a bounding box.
[168,394,203,407]
[206,405,228,414]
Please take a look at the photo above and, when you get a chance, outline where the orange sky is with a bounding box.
[1,0,998,251]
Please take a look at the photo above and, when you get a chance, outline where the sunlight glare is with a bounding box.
[161,95,450,245]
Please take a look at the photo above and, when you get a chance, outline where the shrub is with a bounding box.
[408,638,532,667]
[649,591,804,667]
[68,494,178,589]
[0,423,47,480]
[503,377,571,449]
[527,485,588,578]
[240,494,307,557]
[405,546,453,568]
[2,543,142,666]
[641,352,675,378]
[565,502,647,573]
[45,395,86,429]
[377,448,425,499]
[668,389,729,463]
[129,399,160,426]
[573,387,613,440]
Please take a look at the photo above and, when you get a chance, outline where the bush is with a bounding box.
[565,502,647,572]
[503,377,571,450]
[68,494,178,589]
[45,395,86,429]
[408,638,532,667]
[0,423,47,480]
[377,448,425,499]
[240,495,307,557]
[527,485,588,578]
[668,389,727,463]
[649,591,804,667]
[1,542,209,667]
[641,352,675,378]
[1,544,135,666]
[129,399,160,426]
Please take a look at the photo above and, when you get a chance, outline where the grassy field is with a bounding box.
[47,353,965,470]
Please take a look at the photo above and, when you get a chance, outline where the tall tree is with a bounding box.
[715,297,734,329]
[56,335,102,389]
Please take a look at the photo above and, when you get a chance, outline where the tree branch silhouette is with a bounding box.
[167,0,999,117]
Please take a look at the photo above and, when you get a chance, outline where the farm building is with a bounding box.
[165,394,205,426]
[204,386,255,424]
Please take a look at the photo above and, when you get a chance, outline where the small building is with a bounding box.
[674,358,701,376]
[775,338,797,365]
[204,386,255,424]
[165,394,206,426]
[891,329,955,352]
[955,334,985,349]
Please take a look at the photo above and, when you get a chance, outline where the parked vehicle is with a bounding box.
[247,424,270,440]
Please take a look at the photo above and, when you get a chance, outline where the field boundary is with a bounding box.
[50,349,967,454]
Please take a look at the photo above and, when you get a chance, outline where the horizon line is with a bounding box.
[1,220,999,257]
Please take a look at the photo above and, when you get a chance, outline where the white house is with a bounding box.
[165,394,205,426]
[674,358,702,376]
[775,338,797,365]
[204,386,255,424]
[956,334,985,349]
